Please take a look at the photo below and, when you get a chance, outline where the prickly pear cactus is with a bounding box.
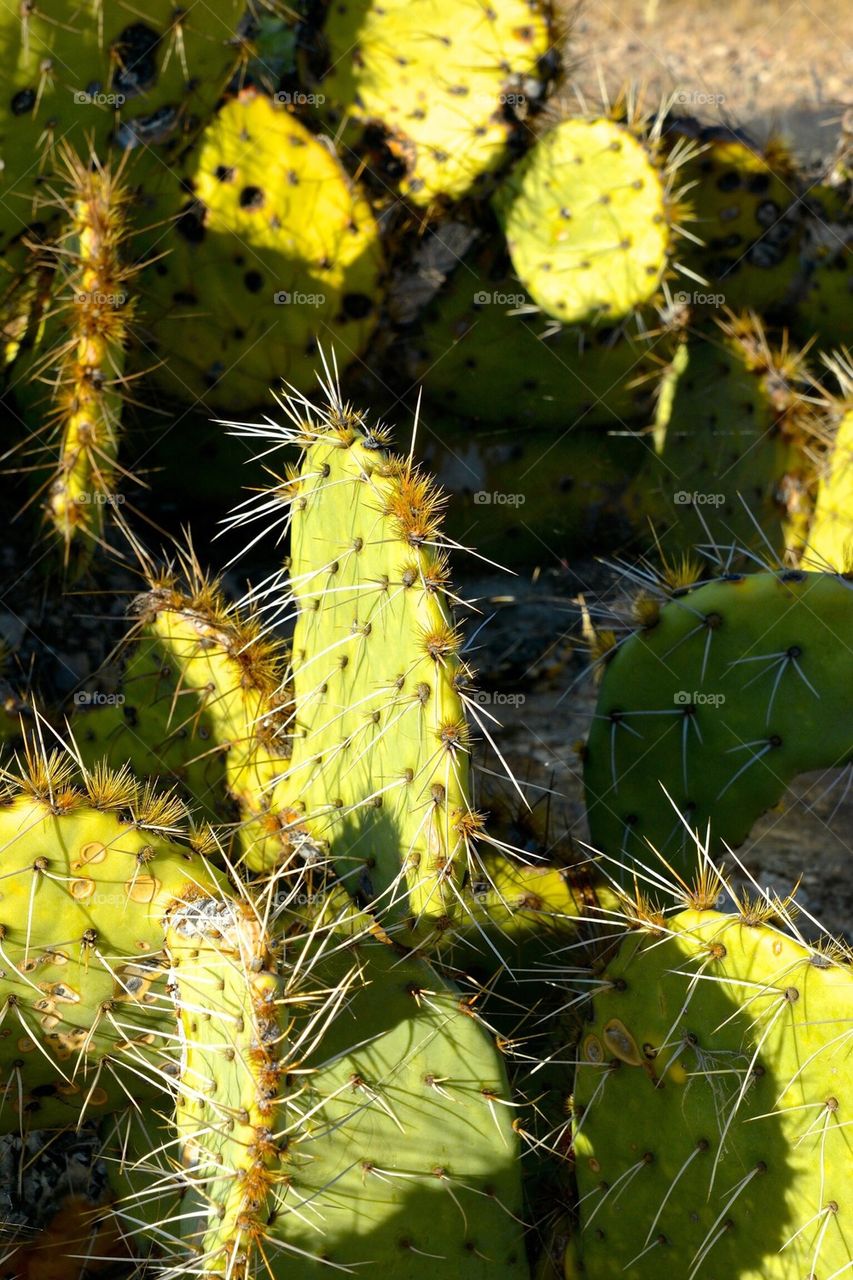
[312,0,553,206]
[74,567,293,867]
[0,749,225,1129]
[139,89,384,409]
[625,315,819,556]
[665,123,802,314]
[584,569,853,873]
[406,239,669,430]
[251,393,480,932]
[572,895,853,1279]
[0,0,247,252]
[171,927,527,1278]
[805,352,853,570]
[493,115,691,325]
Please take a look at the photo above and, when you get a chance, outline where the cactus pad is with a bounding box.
[313,0,553,206]
[493,117,682,325]
[572,901,853,1279]
[139,89,383,409]
[584,569,853,872]
[0,751,225,1129]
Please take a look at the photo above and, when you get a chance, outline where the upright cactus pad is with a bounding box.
[626,315,819,556]
[0,0,247,252]
[805,353,853,570]
[584,569,853,872]
[666,123,801,314]
[139,89,383,409]
[493,116,690,325]
[794,183,852,346]
[0,748,225,1130]
[572,899,853,1279]
[406,239,669,430]
[172,930,526,1278]
[251,394,480,932]
[74,567,293,868]
[313,0,553,206]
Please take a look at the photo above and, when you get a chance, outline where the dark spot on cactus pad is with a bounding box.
[215,165,235,183]
[716,169,742,193]
[243,271,263,293]
[239,185,265,210]
[11,88,36,116]
[756,200,781,227]
[175,202,206,243]
[746,172,771,194]
[111,24,161,98]
[342,292,373,319]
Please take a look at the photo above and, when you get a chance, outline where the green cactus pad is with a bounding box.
[74,570,292,867]
[493,117,682,325]
[794,183,852,347]
[625,316,819,557]
[139,89,383,409]
[406,239,669,430]
[175,931,526,1278]
[0,753,225,1130]
[584,569,853,872]
[419,416,645,563]
[313,0,552,206]
[666,124,802,314]
[0,0,247,253]
[572,903,853,1279]
[256,398,478,932]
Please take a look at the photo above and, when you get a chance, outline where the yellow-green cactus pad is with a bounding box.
[314,0,553,206]
[0,752,225,1130]
[0,0,247,252]
[572,902,853,1279]
[175,934,526,1278]
[139,89,383,409]
[493,117,677,325]
[268,400,478,932]
[794,183,852,347]
[805,357,853,571]
[406,239,670,430]
[584,569,853,874]
[74,569,292,868]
